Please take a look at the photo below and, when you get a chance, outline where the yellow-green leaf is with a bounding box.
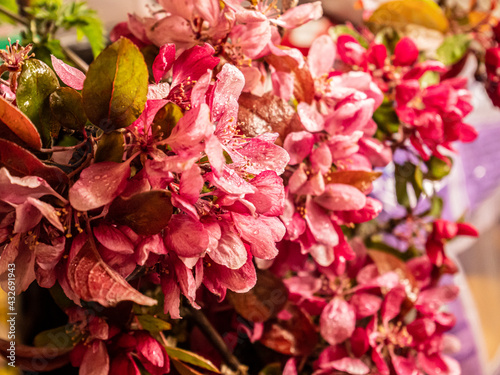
[136,315,172,333]
[368,0,449,33]
[82,37,148,132]
[166,347,220,373]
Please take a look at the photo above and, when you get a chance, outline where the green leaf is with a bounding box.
[95,131,125,163]
[425,156,452,180]
[329,25,368,48]
[411,165,424,200]
[82,37,148,132]
[107,190,173,236]
[259,363,282,375]
[373,100,400,134]
[436,34,470,66]
[429,195,443,217]
[136,315,172,333]
[16,59,59,146]
[153,102,183,140]
[395,163,411,208]
[34,325,81,349]
[165,347,220,373]
[49,87,87,131]
[171,359,204,375]
[77,16,105,57]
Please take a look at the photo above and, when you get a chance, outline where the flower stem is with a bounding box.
[0,4,89,72]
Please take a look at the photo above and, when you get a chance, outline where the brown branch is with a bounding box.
[0,4,89,72]
[183,306,248,375]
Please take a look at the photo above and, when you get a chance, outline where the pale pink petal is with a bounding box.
[194,0,220,25]
[283,131,315,165]
[165,215,209,257]
[229,22,272,59]
[305,197,338,247]
[212,63,245,123]
[180,164,203,204]
[0,168,64,205]
[69,161,131,211]
[162,272,181,319]
[167,103,212,153]
[283,358,298,375]
[94,224,135,254]
[298,102,324,132]
[308,34,335,78]
[206,166,257,195]
[271,70,294,101]
[246,170,285,216]
[51,55,85,90]
[209,222,247,269]
[274,1,323,29]
[232,213,285,259]
[310,143,332,174]
[80,341,109,375]
[315,184,367,211]
[146,15,195,48]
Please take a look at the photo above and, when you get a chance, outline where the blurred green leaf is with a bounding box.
[0,0,19,24]
[329,25,368,48]
[436,34,470,66]
[425,156,452,180]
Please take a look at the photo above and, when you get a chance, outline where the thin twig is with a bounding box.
[183,305,248,375]
[0,4,89,72]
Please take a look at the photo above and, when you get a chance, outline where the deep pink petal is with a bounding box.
[164,214,209,257]
[172,43,219,87]
[305,197,338,247]
[152,44,176,83]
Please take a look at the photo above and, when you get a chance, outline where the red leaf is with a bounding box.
[0,139,68,188]
[0,96,42,150]
[67,238,157,307]
[237,92,299,144]
[260,303,318,355]
[227,269,288,323]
